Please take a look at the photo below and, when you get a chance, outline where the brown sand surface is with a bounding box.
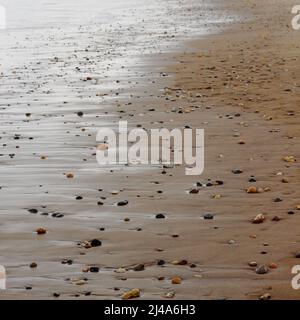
[0,0,300,299]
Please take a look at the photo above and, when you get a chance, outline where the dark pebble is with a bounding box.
[203,213,214,220]
[28,209,38,214]
[155,213,165,219]
[52,213,64,218]
[89,267,99,273]
[133,264,145,271]
[232,170,243,174]
[157,260,165,266]
[90,239,102,247]
[117,200,128,206]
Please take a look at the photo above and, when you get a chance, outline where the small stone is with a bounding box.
[28,209,38,214]
[247,186,258,194]
[53,293,60,298]
[228,240,236,245]
[272,216,281,222]
[77,111,84,117]
[66,173,74,179]
[252,214,265,224]
[203,213,214,220]
[81,241,92,249]
[157,260,165,266]
[90,239,102,247]
[255,265,269,274]
[215,180,224,185]
[171,277,182,284]
[259,293,271,300]
[36,227,47,235]
[164,291,175,298]
[232,169,243,174]
[133,264,145,271]
[30,262,37,268]
[155,213,165,219]
[89,266,99,273]
[248,262,257,267]
[282,177,289,183]
[74,279,86,286]
[295,252,300,258]
[52,213,64,218]
[283,155,296,163]
[268,263,278,269]
[82,266,90,273]
[189,188,199,194]
[117,200,128,206]
[115,268,126,273]
[122,288,140,300]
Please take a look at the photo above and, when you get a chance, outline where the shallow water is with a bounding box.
[0,0,233,71]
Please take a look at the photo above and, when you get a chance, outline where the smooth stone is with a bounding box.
[203,213,214,220]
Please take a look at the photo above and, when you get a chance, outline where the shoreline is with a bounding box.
[0,0,300,300]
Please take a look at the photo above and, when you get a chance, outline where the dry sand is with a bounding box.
[0,0,300,300]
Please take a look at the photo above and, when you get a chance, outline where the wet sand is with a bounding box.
[0,0,300,299]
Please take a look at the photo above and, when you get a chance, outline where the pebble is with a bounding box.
[248,261,257,267]
[28,209,38,214]
[90,239,102,247]
[268,263,278,269]
[115,268,127,273]
[155,213,165,219]
[133,264,145,271]
[232,169,243,174]
[122,288,140,300]
[255,265,269,274]
[117,200,128,206]
[203,213,214,220]
[52,213,64,218]
[36,227,47,235]
[89,266,100,273]
[259,293,271,300]
[252,214,265,224]
[164,291,175,298]
[246,186,258,194]
[272,216,281,222]
[30,262,37,268]
[283,155,296,163]
[171,277,182,284]
[295,252,300,258]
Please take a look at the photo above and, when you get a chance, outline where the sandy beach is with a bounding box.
[0,0,300,300]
